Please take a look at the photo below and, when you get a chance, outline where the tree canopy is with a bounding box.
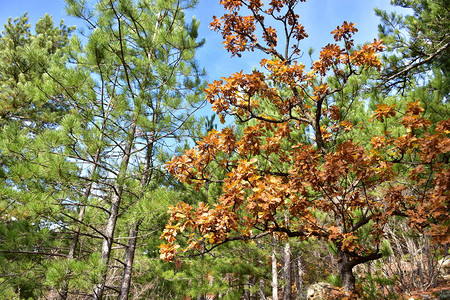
[0,0,448,299]
[160,0,449,295]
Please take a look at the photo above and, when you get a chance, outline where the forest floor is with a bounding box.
[406,279,450,299]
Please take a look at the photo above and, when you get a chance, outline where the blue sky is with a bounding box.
[0,0,410,82]
[190,0,399,79]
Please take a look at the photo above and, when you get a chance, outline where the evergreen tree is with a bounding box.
[0,0,206,298]
[376,0,450,97]
[0,14,80,299]
[0,13,75,131]
[56,0,206,298]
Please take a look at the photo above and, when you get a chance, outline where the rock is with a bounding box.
[306,282,333,300]
[439,257,450,280]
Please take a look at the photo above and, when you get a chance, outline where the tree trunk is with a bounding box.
[272,236,279,300]
[295,256,304,300]
[118,127,156,299]
[60,145,104,300]
[119,221,141,300]
[93,121,136,299]
[59,206,85,300]
[336,245,383,294]
[244,275,251,300]
[93,191,121,299]
[256,239,268,299]
[283,241,291,300]
[337,249,356,293]
[259,278,268,300]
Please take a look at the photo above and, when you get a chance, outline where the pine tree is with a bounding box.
[0,13,81,299]
[0,13,75,131]
[376,0,450,97]
[58,0,206,298]
[0,0,206,298]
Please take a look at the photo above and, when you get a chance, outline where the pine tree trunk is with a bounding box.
[93,192,121,299]
[93,121,136,299]
[59,206,85,300]
[283,241,291,300]
[272,236,279,300]
[118,126,156,299]
[244,275,251,300]
[118,221,141,300]
[259,279,268,300]
[60,145,104,300]
[295,257,304,300]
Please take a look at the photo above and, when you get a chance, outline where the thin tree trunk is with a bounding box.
[116,6,162,290]
[259,278,268,300]
[62,66,113,299]
[59,205,86,300]
[244,275,251,300]
[93,191,121,299]
[118,220,141,300]
[118,113,157,299]
[60,144,104,300]
[295,257,304,300]
[94,14,139,299]
[272,236,279,300]
[255,239,268,300]
[93,121,136,299]
[283,241,291,300]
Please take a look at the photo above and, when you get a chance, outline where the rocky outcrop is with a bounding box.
[306,282,333,300]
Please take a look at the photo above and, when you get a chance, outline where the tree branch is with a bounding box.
[379,41,450,86]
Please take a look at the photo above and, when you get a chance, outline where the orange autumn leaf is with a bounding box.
[371,103,396,121]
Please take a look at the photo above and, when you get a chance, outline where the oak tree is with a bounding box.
[160,0,449,295]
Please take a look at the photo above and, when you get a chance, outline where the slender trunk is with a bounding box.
[272,236,279,300]
[60,148,103,300]
[118,128,156,299]
[62,85,113,299]
[59,206,85,299]
[255,239,268,299]
[67,206,86,259]
[93,121,136,299]
[244,275,251,300]
[59,206,85,300]
[283,241,291,300]
[118,220,141,300]
[295,257,304,300]
[92,8,137,296]
[67,151,101,253]
[93,191,121,299]
[116,6,161,288]
[259,278,268,300]
[94,13,139,300]
[197,273,204,300]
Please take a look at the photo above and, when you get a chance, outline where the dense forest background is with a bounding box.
[0,0,448,299]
